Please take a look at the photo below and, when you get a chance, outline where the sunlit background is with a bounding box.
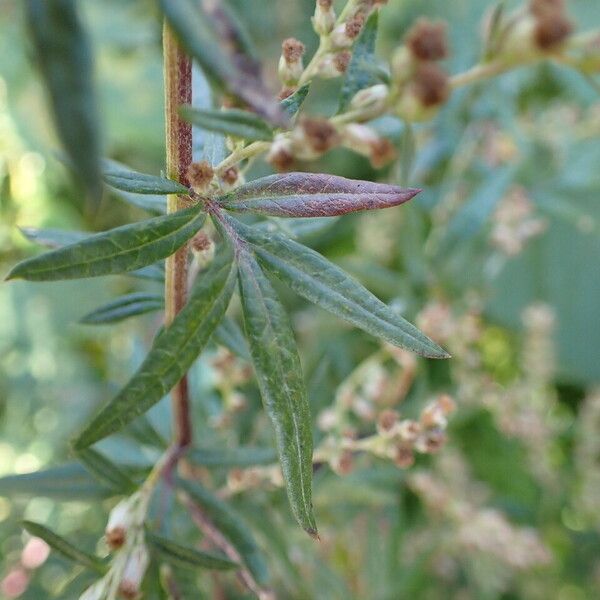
[1,0,600,598]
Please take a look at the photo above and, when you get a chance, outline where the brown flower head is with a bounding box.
[529,0,565,18]
[377,409,399,434]
[369,138,396,168]
[413,62,450,107]
[534,11,573,50]
[186,160,214,191]
[220,166,239,186]
[345,13,366,39]
[282,38,305,63]
[405,18,449,61]
[334,50,352,73]
[301,117,340,153]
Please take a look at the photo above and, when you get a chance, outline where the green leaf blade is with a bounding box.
[237,249,317,536]
[280,84,310,117]
[25,0,102,202]
[7,206,204,281]
[74,448,137,493]
[72,248,236,449]
[103,166,188,195]
[147,532,238,571]
[180,107,273,141]
[218,172,420,218]
[21,521,107,574]
[232,220,448,359]
[80,293,164,325]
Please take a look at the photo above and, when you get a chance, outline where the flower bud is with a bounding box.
[330,449,354,475]
[331,13,365,48]
[349,84,390,114]
[186,160,214,193]
[420,402,447,429]
[279,38,305,85]
[394,442,415,468]
[312,0,336,36]
[390,46,414,86]
[266,134,295,171]
[533,10,572,50]
[341,123,396,168]
[190,231,215,268]
[293,117,340,157]
[377,409,399,436]
[118,545,149,600]
[318,408,338,431]
[405,18,449,61]
[414,428,446,454]
[219,166,241,191]
[105,497,136,550]
[316,51,352,78]
[395,63,449,121]
[397,419,421,442]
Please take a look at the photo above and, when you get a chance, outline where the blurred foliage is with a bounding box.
[1,0,599,598]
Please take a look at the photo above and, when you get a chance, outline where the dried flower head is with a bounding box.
[186,160,214,192]
[405,18,449,61]
[119,546,149,600]
[220,166,239,187]
[413,62,450,107]
[334,50,352,73]
[105,497,135,550]
[282,38,305,63]
[377,409,399,435]
[267,134,295,171]
[394,442,415,468]
[369,138,396,168]
[300,117,340,153]
[331,449,354,475]
[534,11,572,50]
[346,13,366,39]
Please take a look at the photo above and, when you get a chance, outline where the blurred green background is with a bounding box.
[1,0,599,598]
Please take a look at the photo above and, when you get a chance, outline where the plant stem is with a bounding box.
[163,22,193,449]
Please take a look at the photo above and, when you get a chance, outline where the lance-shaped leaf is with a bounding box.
[103,165,189,195]
[188,446,277,468]
[178,479,270,586]
[0,463,111,500]
[237,248,317,536]
[280,84,310,118]
[146,532,238,571]
[75,448,136,493]
[80,293,164,325]
[217,172,420,218]
[228,218,448,359]
[25,0,102,202]
[72,248,236,449]
[6,206,204,281]
[160,0,285,126]
[21,521,107,574]
[180,106,274,141]
[338,11,380,113]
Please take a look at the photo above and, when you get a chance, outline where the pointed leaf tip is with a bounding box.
[218,173,422,218]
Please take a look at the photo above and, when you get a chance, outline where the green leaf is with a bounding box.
[25,0,102,202]
[74,448,137,493]
[103,166,189,195]
[178,479,270,586]
[130,263,165,282]
[80,293,164,325]
[229,218,449,359]
[180,106,274,141]
[7,206,204,281]
[0,463,111,500]
[187,446,277,468]
[72,247,236,449]
[280,84,310,117]
[236,248,317,536]
[126,416,168,450]
[213,316,250,360]
[146,532,238,571]
[338,11,380,113]
[217,172,420,218]
[21,521,107,574]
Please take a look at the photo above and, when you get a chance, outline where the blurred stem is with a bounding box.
[164,23,193,449]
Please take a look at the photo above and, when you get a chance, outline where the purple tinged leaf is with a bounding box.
[217,173,421,218]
